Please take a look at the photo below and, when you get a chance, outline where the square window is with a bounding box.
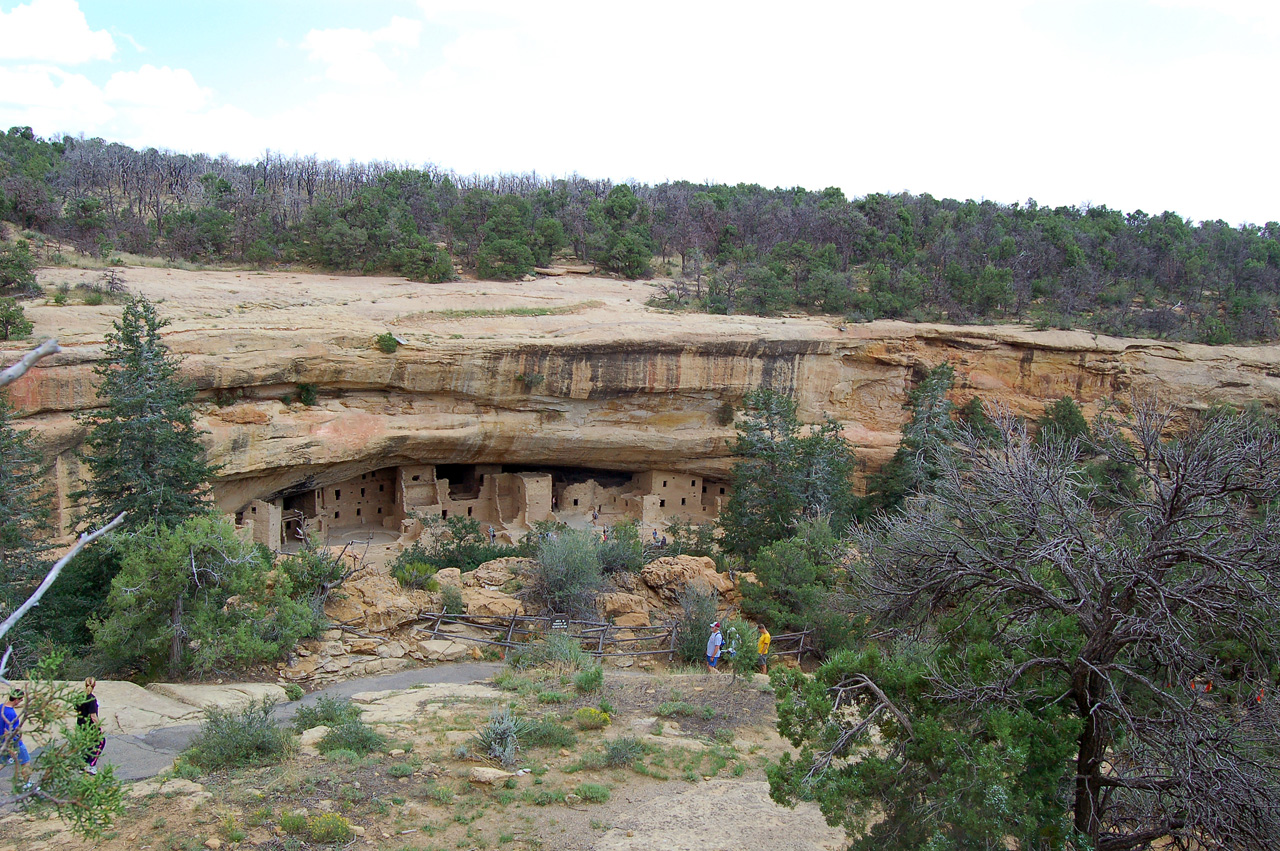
[659,499,665,508]
[702,486,707,494]
[662,480,667,488]
[442,509,448,518]
[681,498,686,506]
[720,487,725,495]
[467,507,473,516]
[334,511,340,519]
[573,498,579,506]
[335,489,341,499]
[412,475,420,482]
[377,507,382,514]
[691,480,696,487]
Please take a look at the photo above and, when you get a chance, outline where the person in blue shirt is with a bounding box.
[706,622,724,672]
[1,688,31,786]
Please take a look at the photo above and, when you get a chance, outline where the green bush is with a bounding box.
[441,583,465,615]
[292,695,362,733]
[722,616,760,677]
[532,530,602,619]
[83,290,105,306]
[278,811,307,834]
[375,332,399,354]
[656,701,698,717]
[305,812,353,843]
[283,683,304,702]
[538,690,570,704]
[319,717,387,755]
[184,699,294,770]
[0,296,33,340]
[477,238,535,280]
[473,709,534,767]
[0,241,38,296]
[599,521,644,573]
[674,586,719,665]
[574,707,610,730]
[296,383,318,406]
[523,718,577,749]
[604,737,646,767]
[507,633,590,671]
[391,560,439,591]
[387,762,416,778]
[575,782,611,803]
[574,665,603,693]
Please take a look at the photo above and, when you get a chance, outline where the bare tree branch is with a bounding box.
[0,338,60,389]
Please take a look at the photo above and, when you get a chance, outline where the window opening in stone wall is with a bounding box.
[681,498,686,505]
[660,499,665,507]
[335,489,341,499]
[334,511,340,519]
[691,480,696,487]
[361,488,365,497]
[379,484,384,492]
[573,499,579,506]
[719,487,725,494]
[442,510,448,518]
[356,508,361,517]
[412,475,420,482]
[377,507,382,514]
[467,507,473,516]
[702,486,707,493]
[662,480,667,487]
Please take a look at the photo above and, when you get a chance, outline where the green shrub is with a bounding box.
[473,709,533,767]
[574,665,603,693]
[597,698,616,716]
[441,583,465,614]
[278,811,307,834]
[574,707,610,730]
[575,782,611,803]
[306,812,353,843]
[319,717,387,755]
[293,695,362,733]
[656,701,699,718]
[387,762,416,778]
[522,718,577,749]
[296,383,318,406]
[604,737,645,767]
[533,789,566,806]
[507,633,590,671]
[391,560,439,591]
[722,616,760,677]
[477,238,535,281]
[0,297,33,340]
[674,586,719,665]
[83,290,105,306]
[283,683,304,702]
[532,530,602,619]
[538,690,570,704]
[184,699,294,770]
[323,748,360,763]
[426,783,455,804]
[375,332,399,354]
[599,521,644,573]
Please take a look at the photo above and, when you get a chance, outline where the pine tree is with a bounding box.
[74,296,214,530]
[0,391,51,612]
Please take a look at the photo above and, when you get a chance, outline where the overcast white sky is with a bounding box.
[1,0,1277,224]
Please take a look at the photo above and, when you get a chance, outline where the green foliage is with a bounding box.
[0,392,51,634]
[522,718,577,749]
[472,708,533,767]
[0,653,125,838]
[507,633,590,670]
[662,518,721,560]
[720,387,860,556]
[74,295,215,530]
[573,665,603,693]
[1035,396,1090,452]
[477,238,535,280]
[396,516,521,574]
[0,296,32,340]
[90,516,328,677]
[574,706,610,730]
[604,737,646,767]
[722,616,760,677]
[532,529,602,619]
[440,583,465,615]
[303,812,354,843]
[183,699,294,770]
[574,782,611,803]
[598,520,644,572]
[318,717,387,756]
[292,695,362,733]
[740,517,839,634]
[391,560,438,591]
[296,383,318,406]
[283,684,304,702]
[864,363,958,514]
[655,701,699,717]
[0,241,37,296]
[375,332,399,353]
[674,586,719,665]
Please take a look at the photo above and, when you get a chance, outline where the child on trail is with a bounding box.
[1,688,32,788]
[77,678,106,775]
[706,622,725,672]
[757,626,772,674]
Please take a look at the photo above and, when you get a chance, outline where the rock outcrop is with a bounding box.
[7,266,1280,533]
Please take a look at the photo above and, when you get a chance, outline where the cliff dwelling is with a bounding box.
[234,464,730,550]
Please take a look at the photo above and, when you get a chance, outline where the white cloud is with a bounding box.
[104,65,211,110]
[301,15,423,86]
[0,63,114,126]
[0,0,114,63]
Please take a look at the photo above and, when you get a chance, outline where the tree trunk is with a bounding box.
[169,594,183,679]
[1073,673,1105,843]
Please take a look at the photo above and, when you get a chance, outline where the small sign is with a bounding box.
[550,617,570,631]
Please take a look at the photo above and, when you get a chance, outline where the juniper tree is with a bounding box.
[74,295,214,530]
[0,391,51,617]
[770,400,1280,851]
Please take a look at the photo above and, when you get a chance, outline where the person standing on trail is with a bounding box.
[1,689,31,787]
[757,626,771,674]
[488,525,496,544]
[652,529,660,544]
[77,678,106,774]
[706,622,725,673]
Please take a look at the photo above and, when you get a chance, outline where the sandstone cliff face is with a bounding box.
[5,266,1280,532]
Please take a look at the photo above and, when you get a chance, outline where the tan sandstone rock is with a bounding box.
[641,556,733,603]
[462,586,525,619]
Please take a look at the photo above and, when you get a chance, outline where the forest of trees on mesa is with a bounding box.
[4,125,1280,343]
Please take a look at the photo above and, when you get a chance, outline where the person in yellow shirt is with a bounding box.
[757,626,771,674]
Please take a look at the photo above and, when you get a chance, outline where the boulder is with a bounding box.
[613,611,651,628]
[324,570,426,633]
[465,557,532,587]
[641,555,733,603]
[434,568,463,587]
[469,766,514,784]
[375,641,406,659]
[598,592,649,619]
[463,586,525,619]
[417,639,470,662]
[345,638,384,655]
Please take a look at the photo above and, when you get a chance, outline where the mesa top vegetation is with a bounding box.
[2,126,1278,344]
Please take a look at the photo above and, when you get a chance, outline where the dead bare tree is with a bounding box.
[780,400,1280,850]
